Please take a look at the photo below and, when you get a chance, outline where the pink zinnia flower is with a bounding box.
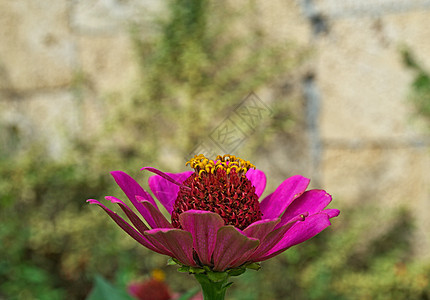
[128,269,203,300]
[128,278,172,300]
[87,154,339,272]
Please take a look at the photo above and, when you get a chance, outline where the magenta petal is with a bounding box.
[212,226,259,271]
[148,171,193,215]
[259,175,310,219]
[86,199,170,256]
[111,171,158,226]
[105,196,149,235]
[259,213,332,261]
[247,214,305,261]
[246,169,266,198]
[277,190,332,227]
[260,192,273,205]
[323,208,340,218]
[179,210,225,266]
[145,228,197,267]
[137,197,173,229]
[243,218,280,240]
[143,167,190,187]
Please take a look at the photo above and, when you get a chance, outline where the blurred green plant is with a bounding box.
[402,48,430,127]
[103,0,306,167]
[86,276,134,300]
[229,204,430,300]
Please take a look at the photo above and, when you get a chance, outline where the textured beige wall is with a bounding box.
[0,0,160,156]
[0,0,429,256]
[312,5,430,258]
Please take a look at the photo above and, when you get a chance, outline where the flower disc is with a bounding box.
[172,162,262,230]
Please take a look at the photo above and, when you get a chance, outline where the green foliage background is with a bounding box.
[1,1,429,299]
[402,48,430,128]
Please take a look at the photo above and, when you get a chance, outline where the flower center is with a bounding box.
[171,154,262,230]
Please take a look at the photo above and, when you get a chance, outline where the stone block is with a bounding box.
[317,16,427,140]
[322,146,429,207]
[70,0,165,34]
[322,145,430,257]
[78,35,138,93]
[383,10,430,70]
[0,0,75,90]
[256,0,311,46]
[314,0,430,18]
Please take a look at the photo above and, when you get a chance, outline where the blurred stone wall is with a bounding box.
[0,0,429,256]
[299,0,430,258]
[0,0,163,157]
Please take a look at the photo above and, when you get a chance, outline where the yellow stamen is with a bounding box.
[186,154,255,176]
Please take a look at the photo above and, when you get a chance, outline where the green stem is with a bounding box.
[194,273,231,300]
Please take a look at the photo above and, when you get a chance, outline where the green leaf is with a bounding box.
[177,286,200,300]
[227,268,246,276]
[207,271,228,282]
[189,267,206,274]
[245,262,261,271]
[178,266,191,273]
[86,275,133,300]
[167,257,178,265]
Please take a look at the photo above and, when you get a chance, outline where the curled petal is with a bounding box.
[277,189,332,228]
[143,167,191,189]
[86,199,170,256]
[323,208,340,218]
[243,218,280,240]
[259,213,332,261]
[247,214,306,261]
[213,226,259,271]
[147,170,193,214]
[179,210,225,266]
[137,197,173,229]
[145,228,197,267]
[246,169,267,198]
[111,171,158,226]
[259,175,310,219]
[105,196,149,235]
